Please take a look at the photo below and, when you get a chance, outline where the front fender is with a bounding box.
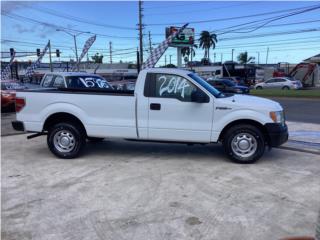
[211,109,271,142]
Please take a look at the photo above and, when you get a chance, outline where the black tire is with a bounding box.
[256,86,263,90]
[282,86,290,90]
[47,122,86,159]
[87,137,104,142]
[222,124,265,164]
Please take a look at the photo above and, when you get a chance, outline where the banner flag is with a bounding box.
[25,41,50,77]
[73,35,96,71]
[1,51,16,80]
[142,23,188,70]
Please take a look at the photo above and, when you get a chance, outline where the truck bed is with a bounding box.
[17,87,135,96]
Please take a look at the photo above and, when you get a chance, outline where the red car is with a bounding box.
[1,81,27,111]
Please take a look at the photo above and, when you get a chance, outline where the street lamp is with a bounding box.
[56,29,90,71]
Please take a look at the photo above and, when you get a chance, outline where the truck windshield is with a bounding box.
[188,73,225,98]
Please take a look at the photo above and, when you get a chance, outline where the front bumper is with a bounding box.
[12,121,25,132]
[264,123,288,147]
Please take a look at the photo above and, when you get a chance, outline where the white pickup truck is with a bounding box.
[12,68,288,163]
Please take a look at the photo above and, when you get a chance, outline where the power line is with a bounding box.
[210,19,320,34]
[216,5,320,35]
[215,40,320,50]
[2,12,137,39]
[218,28,320,41]
[145,2,255,16]
[20,3,136,30]
[146,4,320,26]
[144,1,212,10]
[213,36,320,48]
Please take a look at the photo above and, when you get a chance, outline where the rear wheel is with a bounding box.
[256,86,263,90]
[222,124,265,164]
[47,122,86,159]
[282,86,290,90]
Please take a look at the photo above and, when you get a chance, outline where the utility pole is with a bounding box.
[214,53,216,63]
[256,51,260,65]
[165,55,167,66]
[138,0,144,65]
[109,41,113,64]
[136,48,140,73]
[169,55,172,64]
[231,49,234,62]
[220,53,223,63]
[148,31,152,54]
[48,40,53,72]
[73,35,79,71]
[266,47,269,64]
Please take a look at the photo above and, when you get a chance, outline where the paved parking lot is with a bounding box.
[2,135,320,240]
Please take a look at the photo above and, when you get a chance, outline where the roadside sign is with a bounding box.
[166,26,195,47]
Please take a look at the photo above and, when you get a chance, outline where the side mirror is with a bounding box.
[191,89,209,103]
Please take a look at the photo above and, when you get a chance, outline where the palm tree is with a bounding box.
[199,31,217,62]
[180,44,197,63]
[237,52,255,64]
[91,53,104,63]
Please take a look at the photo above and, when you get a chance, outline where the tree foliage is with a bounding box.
[237,52,255,64]
[91,53,104,63]
[199,31,217,61]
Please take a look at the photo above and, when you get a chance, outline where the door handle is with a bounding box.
[150,103,161,110]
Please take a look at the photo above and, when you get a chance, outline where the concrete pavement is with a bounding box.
[1,135,320,240]
[282,121,320,154]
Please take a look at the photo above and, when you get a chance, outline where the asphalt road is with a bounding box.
[271,97,320,124]
[2,135,320,240]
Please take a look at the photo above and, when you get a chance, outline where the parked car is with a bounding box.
[40,72,113,90]
[255,77,302,90]
[207,79,250,94]
[1,81,27,111]
[218,76,243,84]
[12,68,288,164]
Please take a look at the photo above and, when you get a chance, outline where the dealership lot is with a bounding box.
[2,134,320,240]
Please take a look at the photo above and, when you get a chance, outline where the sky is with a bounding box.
[1,0,320,66]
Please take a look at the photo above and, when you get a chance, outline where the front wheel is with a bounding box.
[256,86,263,90]
[282,86,290,90]
[222,124,265,164]
[47,122,86,159]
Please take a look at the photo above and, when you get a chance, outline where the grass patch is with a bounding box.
[251,89,320,98]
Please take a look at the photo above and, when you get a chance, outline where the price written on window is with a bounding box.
[157,75,192,99]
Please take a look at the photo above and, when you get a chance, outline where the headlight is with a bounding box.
[235,88,242,93]
[270,111,285,124]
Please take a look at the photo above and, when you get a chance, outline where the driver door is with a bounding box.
[146,73,214,142]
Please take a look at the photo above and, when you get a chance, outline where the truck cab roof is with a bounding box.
[44,72,101,78]
[140,68,192,76]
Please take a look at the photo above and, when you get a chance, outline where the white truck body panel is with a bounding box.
[16,68,283,143]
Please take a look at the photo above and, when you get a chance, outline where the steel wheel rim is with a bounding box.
[53,130,75,153]
[231,132,257,158]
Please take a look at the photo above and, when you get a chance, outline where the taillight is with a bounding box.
[15,97,25,112]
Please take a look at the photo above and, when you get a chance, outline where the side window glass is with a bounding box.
[42,75,54,87]
[277,79,286,82]
[52,76,65,88]
[154,74,197,102]
[266,79,274,83]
